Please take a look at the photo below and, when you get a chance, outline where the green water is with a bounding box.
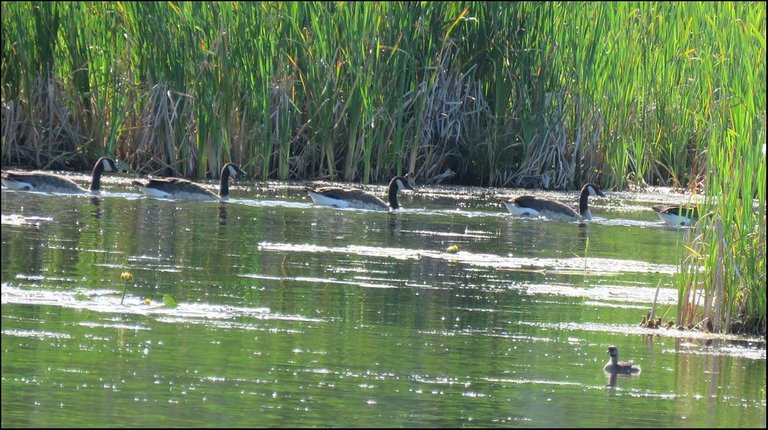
[1,181,765,428]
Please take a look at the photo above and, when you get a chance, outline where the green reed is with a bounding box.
[1,2,760,185]
[673,3,766,335]
[1,2,765,332]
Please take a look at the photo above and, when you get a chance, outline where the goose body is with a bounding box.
[603,345,641,374]
[306,175,415,211]
[652,205,699,226]
[502,183,605,221]
[1,157,119,194]
[132,163,245,201]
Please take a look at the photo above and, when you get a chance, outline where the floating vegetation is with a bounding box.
[162,294,177,309]
[120,271,134,305]
[1,2,764,334]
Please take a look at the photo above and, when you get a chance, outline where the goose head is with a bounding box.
[219,163,246,198]
[387,174,416,209]
[89,157,121,191]
[578,183,606,219]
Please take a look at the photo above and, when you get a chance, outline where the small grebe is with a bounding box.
[603,345,641,373]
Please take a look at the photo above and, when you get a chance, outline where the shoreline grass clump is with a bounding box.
[672,3,766,336]
[2,2,765,334]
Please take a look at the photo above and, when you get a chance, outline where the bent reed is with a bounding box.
[2,2,764,335]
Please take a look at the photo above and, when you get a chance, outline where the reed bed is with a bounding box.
[675,1,766,335]
[1,2,765,334]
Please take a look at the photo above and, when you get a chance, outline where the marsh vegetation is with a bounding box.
[1,2,765,334]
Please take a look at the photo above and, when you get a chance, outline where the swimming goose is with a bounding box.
[1,157,119,193]
[306,174,415,211]
[132,163,246,201]
[502,183,605,221]
[603,345,641,374]
[651,205,699,226]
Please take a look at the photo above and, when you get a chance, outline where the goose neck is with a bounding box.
[89,160,104,191]
[219,166,231,198]
[578,187,590,217]
[388,179,400,209]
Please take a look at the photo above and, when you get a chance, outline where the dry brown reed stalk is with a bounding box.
[578,110,605,186]
[1,99,25,166]
[698,216,725,333]
[677,228,704,329]
[12,76,91,170]
[677,215,750,333]
[229,91,250,173]
[270,78,290,179]
[686,149,708,193]
[711,216,726,332]
[404,42,489,183]
[511,91,577,190]
[126,84,195,177]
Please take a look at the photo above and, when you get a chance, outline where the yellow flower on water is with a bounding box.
[120,271,134,305]
[143,297,152,305]
[446,244,459,253]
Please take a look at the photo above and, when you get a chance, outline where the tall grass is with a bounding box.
[2,1,744,184]
[675,3,766,335]
[1,2,765,333]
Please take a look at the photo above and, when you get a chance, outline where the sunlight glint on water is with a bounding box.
[1,184,765,428]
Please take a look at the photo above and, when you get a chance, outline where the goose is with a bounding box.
[306,174,415,211]
[651,205,699,226]
[132,163,246,201]
[501,183,605,221]
[1,157,120,194]
[603,345,641,374]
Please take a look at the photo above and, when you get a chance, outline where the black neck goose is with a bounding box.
[502,183,605,221]
[132,163,246,201]
[1,157,119,194]
[306,175,415,211]
[651,205,699,226]
[603,345,641,374]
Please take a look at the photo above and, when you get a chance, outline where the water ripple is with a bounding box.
[1,282,319,324]
[257,241,678,275]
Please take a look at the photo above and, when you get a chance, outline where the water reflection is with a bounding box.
[577,221,588,249]
[387,212,403,237]
[1,186,765,428]
[605,370,641,388]
[218,202,228,225]
[89,196,103,218]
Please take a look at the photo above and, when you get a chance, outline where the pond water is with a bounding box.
[2,173,765,428]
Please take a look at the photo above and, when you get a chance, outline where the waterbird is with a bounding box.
[305,174,415,211]
[501,183,606,221]
[603,345,641,374]
[1,157,120,194]
[132,163,246,201]
[651,205,699,227]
